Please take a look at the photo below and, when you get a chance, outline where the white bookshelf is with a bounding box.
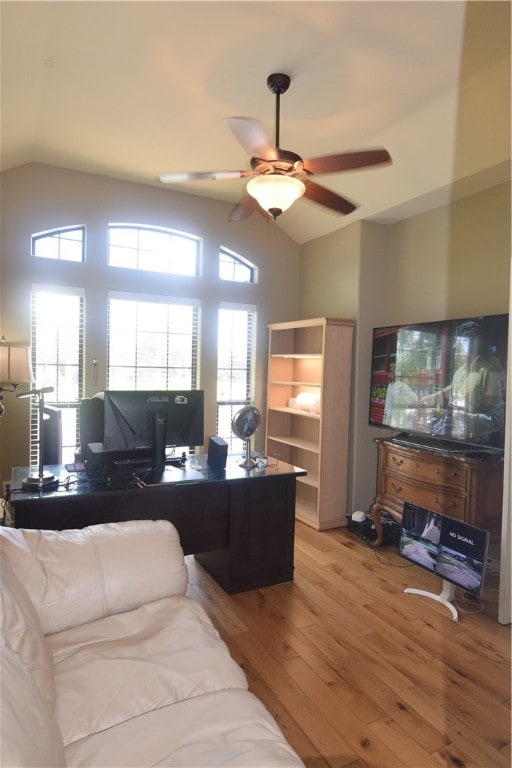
[266,318,354,530]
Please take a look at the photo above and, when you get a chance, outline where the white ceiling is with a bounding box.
[1,1,510,244]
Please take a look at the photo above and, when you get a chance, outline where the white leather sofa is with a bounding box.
[0,519,304,768]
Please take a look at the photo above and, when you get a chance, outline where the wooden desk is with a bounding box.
[10,455,306,594]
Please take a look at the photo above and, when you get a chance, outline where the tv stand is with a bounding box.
[404,579,458,621]
[370,438,503,546]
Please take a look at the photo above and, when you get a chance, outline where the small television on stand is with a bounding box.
[369,313,508,454]
[399,502,489,621]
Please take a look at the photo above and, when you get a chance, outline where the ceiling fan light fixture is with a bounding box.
[246,174,305,219]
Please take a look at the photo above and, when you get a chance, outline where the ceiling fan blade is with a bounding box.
[159,170,248,183]
[303,180,357,215]
[228,194,263,222]
[304,149,391,176]
[226,117,278,161]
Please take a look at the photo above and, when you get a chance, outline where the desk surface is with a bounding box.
[11,454,306,501]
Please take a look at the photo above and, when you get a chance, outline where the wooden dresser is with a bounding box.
[369,438,503,546]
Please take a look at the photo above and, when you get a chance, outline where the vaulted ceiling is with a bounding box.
[1,1,510,244]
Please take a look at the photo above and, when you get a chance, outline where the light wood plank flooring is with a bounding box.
[186,521,511,768]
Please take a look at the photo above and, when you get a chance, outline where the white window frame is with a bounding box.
[219,246,257,283]
[108,223,202,276]
[31,225,85,262]
[216,302,257,453]
[107,290,201,391]
[30,284,85,465]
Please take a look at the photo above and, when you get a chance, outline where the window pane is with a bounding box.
[219,248,255,283]
[108,225,200,276]
[216,403,244,454]
[109,228,137,247]
[109,330,137,366]
[109,301,137,330]
[168,336,192,368]
[109,245,138,269]
[216,307,255,452]
[32,227,85,263]
[31,289,84,466]
[107,296,199,392]
[138,302,167,329]
[109,368,136,389]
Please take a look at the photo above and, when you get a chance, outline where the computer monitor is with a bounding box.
[103,390,204,470]
[399,501,489,620]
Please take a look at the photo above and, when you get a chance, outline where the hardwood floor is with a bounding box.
[186,521,511,768]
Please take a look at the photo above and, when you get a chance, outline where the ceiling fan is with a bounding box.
[159,73,392,221]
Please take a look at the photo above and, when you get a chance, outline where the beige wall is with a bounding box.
[1,163,510,524]
[298,181,511,515]
[299,224,361,320]
[0,163,300,483]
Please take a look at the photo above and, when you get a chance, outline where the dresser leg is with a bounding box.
[369,502,383,547]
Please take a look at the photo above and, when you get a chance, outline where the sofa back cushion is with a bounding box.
[0,558,55,705]
[0,519,188,635]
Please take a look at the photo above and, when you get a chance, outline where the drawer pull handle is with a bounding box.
[434,497,455,511]
[435,469,457,479]
[391,457,404,466]
[391,482,403,493]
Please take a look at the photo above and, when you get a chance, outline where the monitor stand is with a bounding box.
[404,579,458,621]
[152,411,167,471]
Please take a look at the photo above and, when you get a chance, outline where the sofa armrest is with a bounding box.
[0,520,188,635]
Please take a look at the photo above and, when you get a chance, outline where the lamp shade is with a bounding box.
[0,343,34,385]
[247,174,305,219]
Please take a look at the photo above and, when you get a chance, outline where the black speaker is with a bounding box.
[207,436,228,469]
[78,397,104,459]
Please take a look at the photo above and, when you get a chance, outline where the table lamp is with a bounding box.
[17,386,58,490]
[0,338,34,417]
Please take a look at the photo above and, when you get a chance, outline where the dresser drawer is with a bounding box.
[383,474,466,520]
[385,449,467,492]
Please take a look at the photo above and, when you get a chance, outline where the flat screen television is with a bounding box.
[369,313,508,452]
[103,390,204,470]
[399,502,489,620]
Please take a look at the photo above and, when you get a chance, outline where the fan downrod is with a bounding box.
[267,73,290,95]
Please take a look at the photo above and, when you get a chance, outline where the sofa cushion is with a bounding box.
[0,639,66,768]
[0,556,55,705]
[0,520,188,634]
[48,595,248,746]
[64,688,304,767]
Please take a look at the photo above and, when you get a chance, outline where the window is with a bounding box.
[219,247,256,283]
[216,305,256,452]
[108,225,201,276]
[32,226,85,262]
[107,292,200,390]
[30,287,85,465]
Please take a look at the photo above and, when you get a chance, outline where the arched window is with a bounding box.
[32,226,85,262]
[219,247,256,283]
[108,224,201,276]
